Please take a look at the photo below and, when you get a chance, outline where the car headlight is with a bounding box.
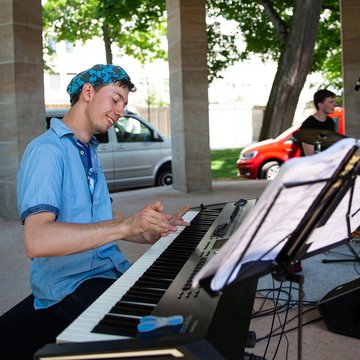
[240,150,258,160]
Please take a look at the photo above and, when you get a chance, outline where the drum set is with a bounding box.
[293,128,347,153]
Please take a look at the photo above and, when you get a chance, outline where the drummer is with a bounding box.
[299,89,337,156]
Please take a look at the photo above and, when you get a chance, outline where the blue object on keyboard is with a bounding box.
[137,315,184,333]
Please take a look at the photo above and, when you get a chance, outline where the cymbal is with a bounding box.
[293,128,346,145]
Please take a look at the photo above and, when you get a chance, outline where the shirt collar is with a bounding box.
[50,117,99,147]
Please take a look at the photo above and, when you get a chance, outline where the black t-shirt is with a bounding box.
[299,115,335,156]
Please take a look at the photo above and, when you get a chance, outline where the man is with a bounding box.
[290,89,337,274]
[299,89,337,156]
[17,64,189,332]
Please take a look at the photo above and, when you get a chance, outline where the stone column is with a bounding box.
[0,0,44,220]
[166,0,212,192]
[341,0,360,138]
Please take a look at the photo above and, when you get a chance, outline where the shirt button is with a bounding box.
[80,151,85,155]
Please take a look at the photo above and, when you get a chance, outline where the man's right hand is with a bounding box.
[121,201,178,242]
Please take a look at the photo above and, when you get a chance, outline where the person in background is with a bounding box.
[291,89,337,273]
[299,89,336,156]
[17,64,189,353]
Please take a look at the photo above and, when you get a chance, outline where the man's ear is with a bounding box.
[81,83,95,102]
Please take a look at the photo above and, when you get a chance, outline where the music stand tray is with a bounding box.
[194,138,360,293]
[194,138,360,360]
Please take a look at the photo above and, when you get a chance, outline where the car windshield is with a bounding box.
[274,126,298,141]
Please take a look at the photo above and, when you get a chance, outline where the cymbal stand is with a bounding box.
[314,140,322,154]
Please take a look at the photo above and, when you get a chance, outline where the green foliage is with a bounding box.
[313,49,342,94]
[43,0,342,97]
[206,0,341,91]
[211,148,242,179]
[43,0,167,67]
[146,87,168,107]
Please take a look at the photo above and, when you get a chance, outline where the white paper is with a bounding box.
[193,138,359,292]
[307,170,360,252]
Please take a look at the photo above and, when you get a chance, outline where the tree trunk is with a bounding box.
[259,0,324,140]
[102,24,113,64]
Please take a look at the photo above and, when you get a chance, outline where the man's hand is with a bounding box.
[167,205,191,227]
[23,203,191,258]
[122,203,191,244]
[122,202,177,239]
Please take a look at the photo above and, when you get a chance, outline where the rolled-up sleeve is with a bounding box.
[17,142,63,223]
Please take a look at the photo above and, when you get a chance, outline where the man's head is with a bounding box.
[313,89,336,111]
[67,64,136,105]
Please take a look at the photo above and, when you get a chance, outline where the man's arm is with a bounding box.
[302,142,315,156]
[24,201,182,259]
[112,206,191,244]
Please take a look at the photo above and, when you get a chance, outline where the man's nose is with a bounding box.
[114,104,125,117]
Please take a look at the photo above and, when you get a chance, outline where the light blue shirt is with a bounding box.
[17,118,132,309]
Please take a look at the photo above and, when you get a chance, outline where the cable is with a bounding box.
[253,285,317,319]
[251,278,322,360]
[262,280,284,359]
[243,352,268,360]
[271,281,293,359]
[255,306,320,343]
[256,316,322,343]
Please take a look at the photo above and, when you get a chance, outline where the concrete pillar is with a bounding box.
[0,0,44,220]
[166,0,212,192]
[340,0,360,138]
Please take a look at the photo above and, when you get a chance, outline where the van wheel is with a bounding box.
[260,161,280,180]
[156,165,172,186]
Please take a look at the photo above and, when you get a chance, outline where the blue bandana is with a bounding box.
[66,64,131,101]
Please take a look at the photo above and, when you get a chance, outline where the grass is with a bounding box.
[211,148,243,180]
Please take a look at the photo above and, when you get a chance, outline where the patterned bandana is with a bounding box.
[66,64,131,101]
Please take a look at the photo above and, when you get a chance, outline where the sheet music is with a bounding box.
[193,138,359,292]
[307,168,360,252]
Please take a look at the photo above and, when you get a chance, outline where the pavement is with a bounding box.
[0,179,359,359]
[0,179,268,316]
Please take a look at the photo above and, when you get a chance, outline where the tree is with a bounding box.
[42,0,167,67]
[207,0,341,139]
[43,0,341,140]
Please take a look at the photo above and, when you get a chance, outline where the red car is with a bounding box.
[237,108,345,180]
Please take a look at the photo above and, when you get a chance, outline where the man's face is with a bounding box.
[320,96,336,115]
[88,83,130,134]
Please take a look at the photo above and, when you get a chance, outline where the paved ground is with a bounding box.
[0,180,268,316]
[1,179,359,359]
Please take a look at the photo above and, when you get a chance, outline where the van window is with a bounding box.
[94,133,109,143]
[115,117,153,142]
[45,109,68,129]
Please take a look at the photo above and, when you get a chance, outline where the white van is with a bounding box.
[46,109,172,191]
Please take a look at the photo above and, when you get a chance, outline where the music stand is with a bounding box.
[194,138,360,360]
[315,149,360,265]
[321,239,360,264]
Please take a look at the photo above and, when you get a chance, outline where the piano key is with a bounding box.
[91,210,221,337]
[56,202,254,343]
[111,302,155,317]
[56,210,199,343]
[93,314,140,337]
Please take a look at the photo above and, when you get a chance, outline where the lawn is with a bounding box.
[211,148,243,180]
